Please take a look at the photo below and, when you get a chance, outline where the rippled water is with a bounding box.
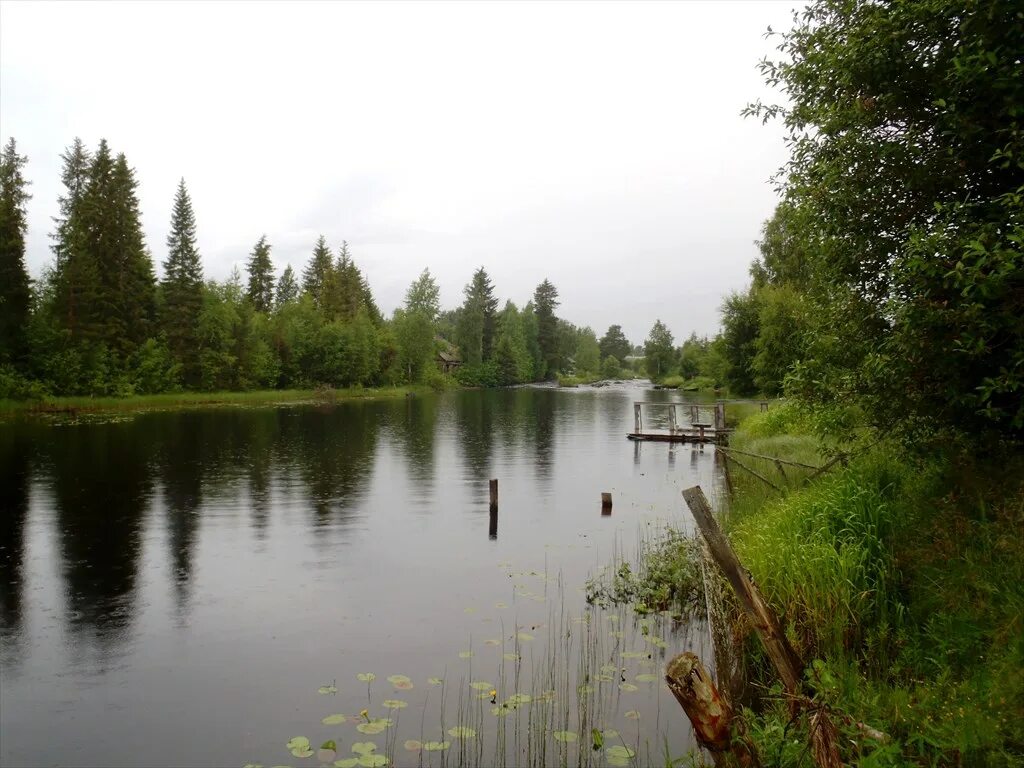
[0,383,724,767]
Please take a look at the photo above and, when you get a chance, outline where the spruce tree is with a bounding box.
[276,265,299,306]
[302,235,332,311]
[0,138,32,366]
[162,178,204,385]
[533,279,560,378]
[246,235,275,312]
[108,152,157,356]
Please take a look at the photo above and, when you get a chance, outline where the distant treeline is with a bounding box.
[0,137,733,398]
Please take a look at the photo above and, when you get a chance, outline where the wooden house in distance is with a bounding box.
[437,349,462,374]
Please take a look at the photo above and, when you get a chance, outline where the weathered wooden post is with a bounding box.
[690,404,699,424]
[489,479,498,539]
[634,402,642,434]
[601,492,612,515]
[669,404,678,434]
[714,402,726,432]
[760,401,769,413]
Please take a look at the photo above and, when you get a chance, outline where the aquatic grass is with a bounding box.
[0,385,428,419]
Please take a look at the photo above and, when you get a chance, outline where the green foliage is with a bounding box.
[600,354,621,379]
[404,268,440,322]
[599,325,631,364]
[302,235,333,311]
[275,265,299,306]
[454,361,500,388]
[643,319,674,379]
[744,0,1024,443]
[533,279,559,379]
[719,290,759,395]
[751,283,807,396]
[161,178,204,387]
[572,327,601,375]
[0,137,32,368]
[585,529,703,617]
[245,235,275,313]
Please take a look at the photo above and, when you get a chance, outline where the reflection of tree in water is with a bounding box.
[285,403,381,527]
[44,422,154,650]
[453,391,495,484]
[529,390,556,479]
[241,410,280,537]
[0,426,31,650]
[389,396,438,493]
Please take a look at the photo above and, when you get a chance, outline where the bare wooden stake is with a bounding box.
[601,492,612,514]
[489,479,498,510]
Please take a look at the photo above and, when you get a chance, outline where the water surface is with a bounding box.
[0,384,723,767]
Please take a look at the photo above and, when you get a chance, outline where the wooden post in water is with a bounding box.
[690,404,699,424]
[669,404,678,434]
[601,492,612,515]
[489,479,498,539]
[634,402,642,433]
[714,402,726,432]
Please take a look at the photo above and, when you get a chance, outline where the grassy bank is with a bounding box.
[0,385,427,417]
[713,405,1024,766]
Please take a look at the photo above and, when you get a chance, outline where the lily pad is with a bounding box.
[427,677,443,685]
[607,744,636,766]
[386,674,413,690]
[318,684,339,695]
[552,730,578,743]
[317,747,338,763]
[624,710,641,720]
[403,740,422,752]
[286,736,311,755]
[322,714,347,725]
[484,638,501,646]
[423,741,450,752]
[355,719,391,735]
[351,743,377,756]
[600,664,618,674]
[447,726,477,739]
[356,673,375,683]
[502,653,520,661]
[645,636,668,648]
[602,729,620,739]
[621,651,648,659]
[635,673,658,683]
[494,601,507,608]
[516,632,534,642]
[458,650,474,659]
[596,674,614,683]
[577,684,594,695]
[334,760,359,768]
[619,683,639,692]
[358,756,387,768]
[469,681,493,691]
[382,699,407,709]
[507,693,532,706]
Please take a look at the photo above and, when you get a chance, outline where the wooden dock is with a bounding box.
[625,400,764,445]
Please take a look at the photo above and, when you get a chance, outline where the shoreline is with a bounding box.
[0,385,427,418]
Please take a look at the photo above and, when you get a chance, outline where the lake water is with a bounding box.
[0,383,725,768]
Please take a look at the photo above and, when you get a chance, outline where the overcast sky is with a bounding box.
[1,0,797,345]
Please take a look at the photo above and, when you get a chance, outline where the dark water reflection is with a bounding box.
[0,384,724,767]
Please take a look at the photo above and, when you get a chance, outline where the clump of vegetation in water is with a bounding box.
[585,528,704,617]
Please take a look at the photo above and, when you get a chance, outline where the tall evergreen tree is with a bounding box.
[456,266,498,365]
[108,152,157,355]
[599,324,631,364]
[246,235,275,312]
[276,265,299,306]
[302,235,332,311]
[333,241,363,321]
[533,278,560,378]
[162,178,204,384]
[51,139,98,341]
[0,138,32,366]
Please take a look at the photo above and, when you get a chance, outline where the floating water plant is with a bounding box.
[322,714,347,725]
[422,741,450,752]
[635,673,658,683]
[385,674,413,690]
[355,718,392,735]
[624,710,640,720]
[502,652,519,661]
[427,677,443,686]
[317,740,337,763]
[447,726,477,739]
[552,730,577,743]
[458,650,474,659]
[381,699,407,709]
[618,682,639,692]
[607,744,636,766]
[468,681,493,691]
[286,736,313,758]
[402,740,421,752]
[318,681,338,694]
[516,632,534,642]
[356,673,375,683]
